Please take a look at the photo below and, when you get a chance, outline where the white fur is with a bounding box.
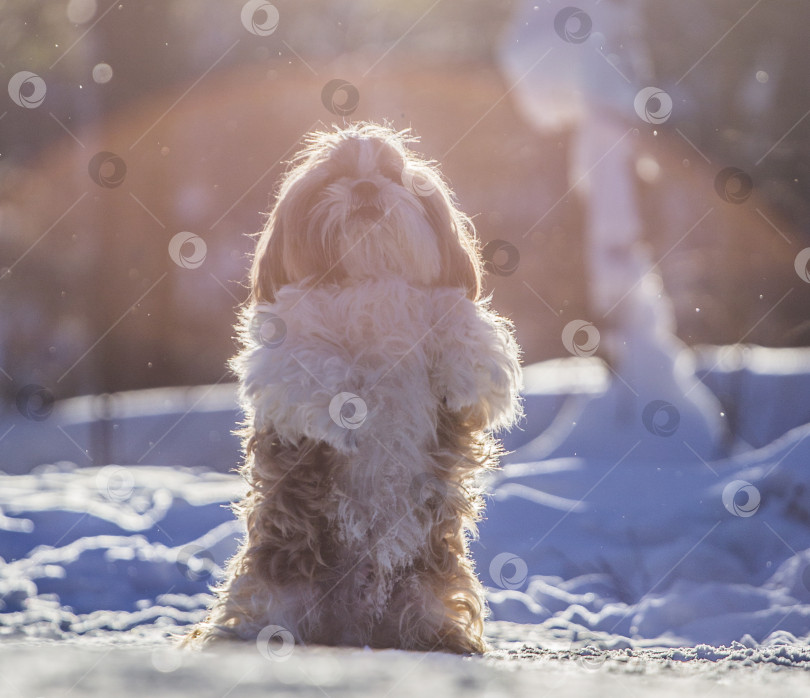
[235,278,522,579]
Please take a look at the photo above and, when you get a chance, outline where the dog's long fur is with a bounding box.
[184,122,522,653]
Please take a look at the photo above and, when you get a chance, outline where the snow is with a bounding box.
[479,419,810,647]
[2,637,808,698]
[2,637,810,698]
[3,346,810,692]
[474,330,810,650]
[0,383,241,475]
[0,465,242,637]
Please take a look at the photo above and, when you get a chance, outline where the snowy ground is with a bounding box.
[3,629,810,697]
[2,348,810,693]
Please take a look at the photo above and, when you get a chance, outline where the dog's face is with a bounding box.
[250,123,482,303]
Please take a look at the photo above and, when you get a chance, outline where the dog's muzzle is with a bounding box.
[351,180,382,220]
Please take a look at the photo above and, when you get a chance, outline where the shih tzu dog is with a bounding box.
[184,122,522,654]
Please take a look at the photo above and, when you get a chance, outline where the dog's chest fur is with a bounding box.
[236,278,477,571]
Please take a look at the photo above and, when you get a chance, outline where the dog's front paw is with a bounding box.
[443,382,491,432]
[442,356,520,430]
[480,356,520,416]
[442,369,475,410]
[315,391,368,453]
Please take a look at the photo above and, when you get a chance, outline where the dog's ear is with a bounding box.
[250,185,343,304]
[249,211,288,304]
[422,188,482,301]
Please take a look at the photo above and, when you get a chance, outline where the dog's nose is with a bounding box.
[352,181,378,201]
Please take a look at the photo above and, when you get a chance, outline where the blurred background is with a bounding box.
[2,0,810,426]
[6,1,810,654]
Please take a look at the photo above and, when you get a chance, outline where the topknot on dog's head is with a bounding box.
[288,121,423,178]
[249,121,483,305]
[302,121,420,151]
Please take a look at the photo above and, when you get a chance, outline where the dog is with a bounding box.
[184,122,522,654]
